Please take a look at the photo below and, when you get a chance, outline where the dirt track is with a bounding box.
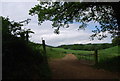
[48,54,120,79]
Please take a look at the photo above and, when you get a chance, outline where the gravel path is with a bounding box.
[48,54,120,79]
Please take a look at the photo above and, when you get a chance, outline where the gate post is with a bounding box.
[94,50,98,65]
[26,31,29,43]
[42,39,46,54]
[42,38,48,63]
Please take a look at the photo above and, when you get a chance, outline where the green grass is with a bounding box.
[37,44,119,72]
[41,46,94,59]
[98,46,119,61]
[94,46,120,72]
[94,56,120,72]
[46,47,66,59]
[42,45,120,73]
[35,44,94,60]
[39,44,119,62]
[73,46,119,62]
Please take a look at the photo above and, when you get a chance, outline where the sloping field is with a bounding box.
[46,46,120,73]
[98,46,119,61]
[46,47,93,59]
[96,46,120,72]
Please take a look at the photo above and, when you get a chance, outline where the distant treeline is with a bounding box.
[57,43,114,51]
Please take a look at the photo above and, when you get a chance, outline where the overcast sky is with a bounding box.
[0,1,112,46]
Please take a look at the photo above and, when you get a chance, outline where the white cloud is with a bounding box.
[1,0,38,2]
[1,2,112,46]
[1,2,38,21]
[28,21,112,46]
[0,2,2,15]
[2,0,119,2]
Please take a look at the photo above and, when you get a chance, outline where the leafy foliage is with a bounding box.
[1,16,34,41]
[29,2,120,39]
[112,36,120,45]
[2,16,51,80]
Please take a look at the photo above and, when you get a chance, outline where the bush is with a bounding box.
[94,56,120,72]
[112,36,120,46]
[3,39,51,80]
[2,16,51,80]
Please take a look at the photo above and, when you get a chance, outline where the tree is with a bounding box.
[112,36,120,45]
[2,16,48,79]
[1,16,34,41]
[29,2,120,40]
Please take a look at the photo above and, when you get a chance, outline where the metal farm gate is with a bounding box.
[78,50,98,65]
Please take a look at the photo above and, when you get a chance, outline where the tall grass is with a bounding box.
[94,46,120,72]
[98,46,119,61]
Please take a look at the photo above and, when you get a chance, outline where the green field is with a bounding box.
[76,46,119,62]
[37,44,119,72]
[46,45,119,72]
[98,46,119,61]
[39,45,119,62]
[95,46,120,72]
[44,47,94,59]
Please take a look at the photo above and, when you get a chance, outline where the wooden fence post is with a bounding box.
[26,31,29,42]
[42,39,48,63]
[94,50,98,65]
[42,39,46,54]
